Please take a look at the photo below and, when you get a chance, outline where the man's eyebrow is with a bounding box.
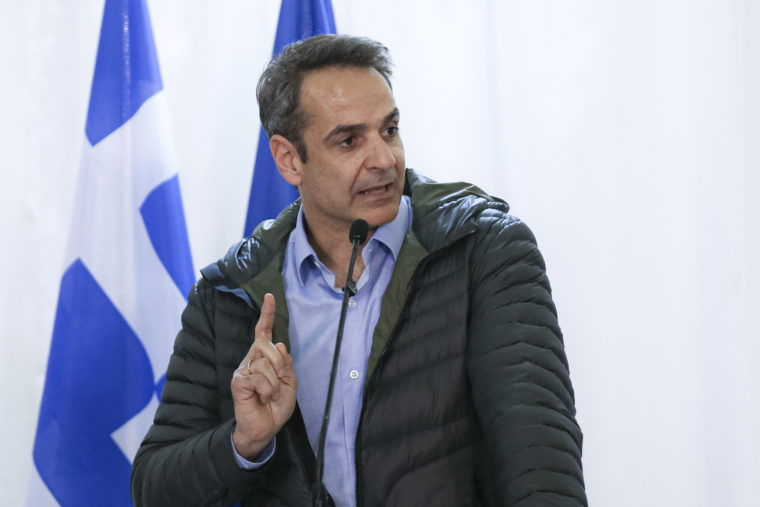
[324,123,367,143]
[385,108,400,123]
[323,108,401,143]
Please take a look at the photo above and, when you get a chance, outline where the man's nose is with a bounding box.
[364,134,396,169]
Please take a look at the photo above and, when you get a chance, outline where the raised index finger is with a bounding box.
[246,293,286,373]
[254,293,276,346]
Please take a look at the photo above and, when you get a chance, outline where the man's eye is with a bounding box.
[340,136,356,147]
[385,126,399,136]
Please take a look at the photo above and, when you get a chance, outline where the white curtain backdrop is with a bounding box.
[2,0,758,505]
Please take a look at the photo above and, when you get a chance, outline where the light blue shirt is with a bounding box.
[233,196,411,507]
[285,196,410,507]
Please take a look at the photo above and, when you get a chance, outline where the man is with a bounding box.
[131,35,586,506]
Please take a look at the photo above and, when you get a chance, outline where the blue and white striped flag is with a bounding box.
[28,0,194,504]
[243,0,336,237]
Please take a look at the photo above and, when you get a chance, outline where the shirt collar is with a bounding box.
[291,196,411,287]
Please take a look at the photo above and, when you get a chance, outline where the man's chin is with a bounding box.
[356,202,401,230]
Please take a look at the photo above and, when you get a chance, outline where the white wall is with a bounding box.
[1,0,758,505]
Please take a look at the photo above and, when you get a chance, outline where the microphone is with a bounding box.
[314,219,368,506]
[349,219,369,244]
[344,220,369,297]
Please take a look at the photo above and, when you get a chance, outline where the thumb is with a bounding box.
[275,342,296,383]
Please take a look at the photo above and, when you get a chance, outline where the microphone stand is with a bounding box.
[314,220,368,507]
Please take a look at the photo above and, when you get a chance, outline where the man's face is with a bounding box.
[290,65,405,237]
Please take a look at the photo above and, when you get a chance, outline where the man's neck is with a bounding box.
[303,217,374,288]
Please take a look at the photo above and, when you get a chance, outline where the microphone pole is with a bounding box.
[314,219,369,507]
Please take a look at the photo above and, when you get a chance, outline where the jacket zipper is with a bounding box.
[353,421,362,507]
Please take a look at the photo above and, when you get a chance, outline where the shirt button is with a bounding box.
[349,369,360,379]
[348,299,357,307]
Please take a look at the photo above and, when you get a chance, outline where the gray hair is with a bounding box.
[256,34,394,162]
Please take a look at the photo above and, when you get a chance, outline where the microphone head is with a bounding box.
[349,219,369,245]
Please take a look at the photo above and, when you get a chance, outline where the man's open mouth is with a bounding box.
[359,183,391,195]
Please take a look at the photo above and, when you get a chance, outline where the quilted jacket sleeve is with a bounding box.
[130,280,264,506]
[467,211,587,506]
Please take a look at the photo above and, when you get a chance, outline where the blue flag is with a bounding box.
[243,0,337,237]
[28,0,194,505]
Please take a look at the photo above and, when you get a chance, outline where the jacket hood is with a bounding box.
[201,168,509,291]
[404,169,509,253]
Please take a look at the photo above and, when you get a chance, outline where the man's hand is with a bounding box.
[231,293,297,460]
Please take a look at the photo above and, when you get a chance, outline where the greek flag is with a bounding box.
[28,0,194,505]
[243,0,336,237]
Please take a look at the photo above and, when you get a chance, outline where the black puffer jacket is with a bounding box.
[131,169,586,506]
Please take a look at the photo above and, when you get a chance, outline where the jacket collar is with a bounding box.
[201,168,508,292]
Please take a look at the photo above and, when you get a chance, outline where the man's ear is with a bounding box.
[270,134,303,186]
